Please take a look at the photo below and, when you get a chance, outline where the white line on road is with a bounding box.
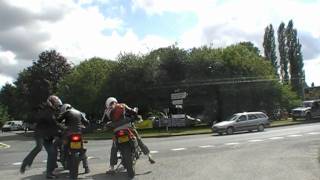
[171,148,186,151]
[150,151,159,154]
[287,134,303,137]
[269,137,284,140]
[225,142,240,146]
[199,145,214,148]
[87,156,96,160]
[307,132,320,135]
[12,162,22,166]
[0,142,11,149]
[248,139,264,142]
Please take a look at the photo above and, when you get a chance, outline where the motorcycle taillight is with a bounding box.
[117,130,125,137]
[71,134,81,142]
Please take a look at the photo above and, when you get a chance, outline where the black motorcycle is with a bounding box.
[58,133,87,179]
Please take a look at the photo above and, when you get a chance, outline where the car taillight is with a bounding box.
[71,134,81,142]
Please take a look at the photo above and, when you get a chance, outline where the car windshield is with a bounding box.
[225,114,239,121]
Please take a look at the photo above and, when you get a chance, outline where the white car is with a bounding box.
[2,120,23,132]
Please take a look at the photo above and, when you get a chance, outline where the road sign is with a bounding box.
[172,99,183,105]
[171,92,187,100]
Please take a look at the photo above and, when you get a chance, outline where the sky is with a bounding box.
[0,0,319,88]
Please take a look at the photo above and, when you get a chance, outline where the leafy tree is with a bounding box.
[263,24,278,76]
[0,104,11,127]
[278,22,289,83]
[57,57,116,119]
[0,83,19,118]
[286,20,304,98]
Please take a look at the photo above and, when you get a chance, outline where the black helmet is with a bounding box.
[47,95,62,110]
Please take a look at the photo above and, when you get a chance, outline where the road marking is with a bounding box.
[171,148,186,151]
[13,162,22,166]
[0,142,11,149]
[150,151,159,154]
[269,137,284,140]
[308,132,320,135]
[225,142,240,146]
[248,139,264,142]
[287,134,302,137]
[199,145,214,148]
[87,156,96,160]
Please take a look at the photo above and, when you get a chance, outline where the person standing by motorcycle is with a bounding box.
[57,103,90,174]
[20,95,62,179]
[102,97,155,173]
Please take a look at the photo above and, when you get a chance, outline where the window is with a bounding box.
[238,115,247,121]
[248,114,257,120]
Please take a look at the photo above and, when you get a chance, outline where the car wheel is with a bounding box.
[226,127,234,135]
[257,124,264,132]
[306,113,311,121]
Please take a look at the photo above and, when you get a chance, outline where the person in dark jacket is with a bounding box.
[20,95,62,179]
[57,103,90,173]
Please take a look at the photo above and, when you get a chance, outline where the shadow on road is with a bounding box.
[20,170,152,180]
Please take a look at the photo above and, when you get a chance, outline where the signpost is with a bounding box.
[171,92,187,100]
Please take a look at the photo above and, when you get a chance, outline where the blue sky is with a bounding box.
[0,0,319,87]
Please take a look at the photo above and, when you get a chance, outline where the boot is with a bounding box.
[148,154,155,164]
[84,167,90,174]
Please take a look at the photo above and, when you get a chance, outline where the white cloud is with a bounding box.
[0,51,17,65]
[304,57,320,86]
[0,74,14,87]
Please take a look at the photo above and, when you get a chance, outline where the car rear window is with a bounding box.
[256,113,267,118]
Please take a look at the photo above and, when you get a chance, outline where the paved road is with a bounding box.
[1,123,320,180]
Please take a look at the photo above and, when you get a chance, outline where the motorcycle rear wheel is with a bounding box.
[69,152,80,179]
[120,144,135,178]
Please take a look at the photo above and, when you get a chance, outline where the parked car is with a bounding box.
[2,120,24,132]
[291,99,320,121]
[211,112,270,135]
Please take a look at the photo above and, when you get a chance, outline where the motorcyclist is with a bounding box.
[20,95,62,179]
[102,97,155,173]
[57,103,90,174]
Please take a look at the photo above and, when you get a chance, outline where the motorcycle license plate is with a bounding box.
[118,136,129,143]
[70,142,81,149]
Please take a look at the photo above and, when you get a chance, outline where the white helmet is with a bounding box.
[60,103,72,114]
[105,97,117,108]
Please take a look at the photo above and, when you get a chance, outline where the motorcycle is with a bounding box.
[107,109,142,178]
[58,132,87,179]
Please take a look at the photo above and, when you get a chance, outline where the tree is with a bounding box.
[278,22,289,83]
[263,24,278,76]
[57,57,116,119]
[286,20,304,98]
[12,50,71,119]
[0,104,11,127]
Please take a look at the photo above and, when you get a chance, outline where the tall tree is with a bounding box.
[277,22,289,83]
[286,20,304,98]
[263,24,278,77]
[16,50,71,111]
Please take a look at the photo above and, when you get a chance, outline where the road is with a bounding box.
[0,123,320,180]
